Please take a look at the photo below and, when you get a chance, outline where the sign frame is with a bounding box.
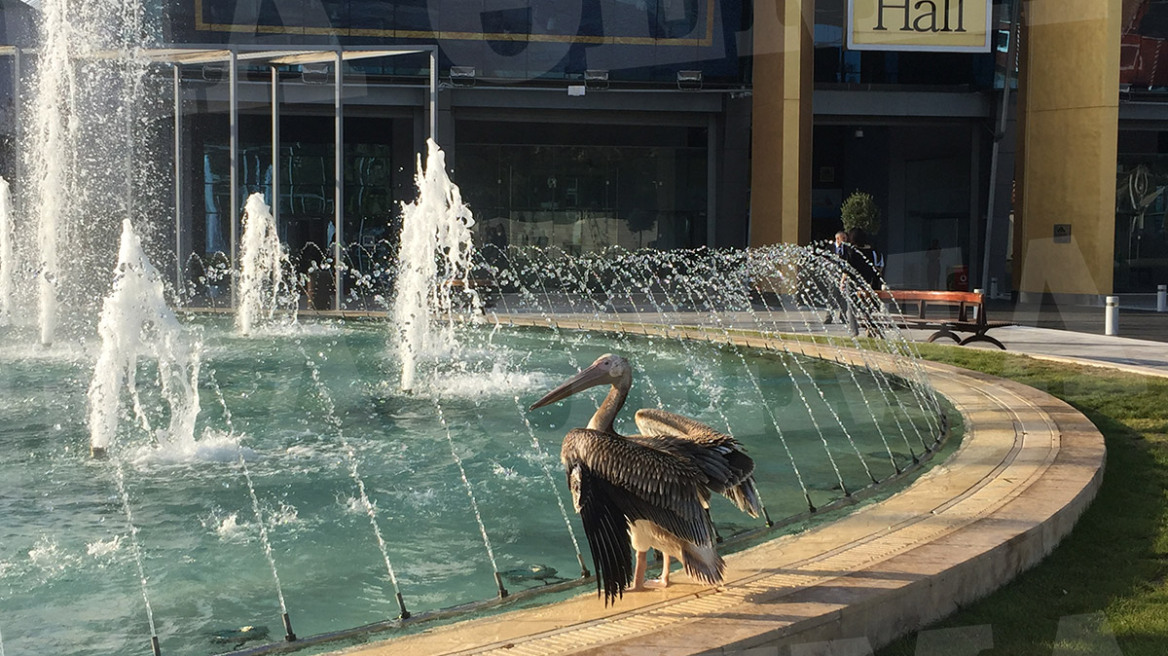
[847,0,994,53]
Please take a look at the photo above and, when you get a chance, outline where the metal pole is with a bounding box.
[428,49,437,142]
[271,66,280,228]
[229,49,239,308]
[1105,296,1119,336]
[980,0,1021,295]
[706,113,717,247]
[174,63,183,294]
[333,50,343,312]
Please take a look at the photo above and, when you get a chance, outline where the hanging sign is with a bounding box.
[848,0,994,52]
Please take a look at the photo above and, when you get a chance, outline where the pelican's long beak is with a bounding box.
[528,361,610,411]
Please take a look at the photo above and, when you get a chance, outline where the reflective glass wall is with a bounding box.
[1115,1,1168,293]
[194,115,396,264]
[456,121,708,253]
[183,0,750,86]
[1116,130,1168,293]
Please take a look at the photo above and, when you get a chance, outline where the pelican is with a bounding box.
[529,353,761,604]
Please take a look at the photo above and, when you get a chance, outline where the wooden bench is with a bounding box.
[876,290,1014,350]
[441,277,501,309]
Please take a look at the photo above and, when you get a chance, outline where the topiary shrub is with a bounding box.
[840,190,881,235]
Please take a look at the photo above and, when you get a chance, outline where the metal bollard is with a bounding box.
[972,288,983,321]
[990,277,999,299]
[1105,296,1119,336]
[1159,284,1167,313]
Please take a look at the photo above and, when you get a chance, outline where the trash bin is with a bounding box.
[947,264,969,291]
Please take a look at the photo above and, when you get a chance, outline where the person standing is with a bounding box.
[823,231,848,324]
[842,228,882,337]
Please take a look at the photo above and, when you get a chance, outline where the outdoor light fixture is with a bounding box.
[301,62,330,84]
[677,70,702,90]
[854,128,865,138]
[585,69,609,90]
[450,66,476,87]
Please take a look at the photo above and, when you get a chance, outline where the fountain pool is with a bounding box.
[0,0,952,649]
[0,313,946,656]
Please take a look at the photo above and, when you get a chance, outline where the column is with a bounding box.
[749,0,814,246]
[1014,0,1121,301]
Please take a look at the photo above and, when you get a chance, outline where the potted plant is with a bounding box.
[839,190,881,235]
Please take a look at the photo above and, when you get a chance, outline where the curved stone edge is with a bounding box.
[678,359,1107,655]
[334,321,1106,656]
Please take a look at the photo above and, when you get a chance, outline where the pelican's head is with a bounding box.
[528,353,630,411]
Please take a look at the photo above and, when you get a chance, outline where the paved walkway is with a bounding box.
[902,300,1168,379]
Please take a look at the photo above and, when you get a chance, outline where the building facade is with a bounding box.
[2,0,1161,303]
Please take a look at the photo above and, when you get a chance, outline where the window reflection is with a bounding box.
[198,140,394,261]
[1115,133,1168,292]
[459,124,707,253]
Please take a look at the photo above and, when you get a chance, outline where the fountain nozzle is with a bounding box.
[90,445,108,459]
[150,635,161,656]
[282,612,296,642]
[493,571,509,599]
[395,591,411,620]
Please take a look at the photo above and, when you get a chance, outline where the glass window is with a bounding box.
[191,0,747,86]
[458,121,707,253]
[1115,131,1168,292]
[194,116,394,263]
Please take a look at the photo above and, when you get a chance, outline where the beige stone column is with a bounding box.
[750,0,813,247]
[1014,0,1121,299]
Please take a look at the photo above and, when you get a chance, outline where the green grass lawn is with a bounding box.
[875,345,1168,656]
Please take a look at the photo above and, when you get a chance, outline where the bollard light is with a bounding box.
[1105,296,1119,336]
[1158,284,1166,313]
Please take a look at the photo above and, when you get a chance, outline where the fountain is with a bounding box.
[236,193,297,336]
[87,219,200,458]
[0,207,950,655]
[392,138,480,391]
[0,2,951,654]
[19,0,163,345]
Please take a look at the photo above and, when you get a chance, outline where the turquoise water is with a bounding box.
[0,317,940,655]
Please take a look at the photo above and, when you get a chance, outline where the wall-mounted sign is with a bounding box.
[1054,224,1072,243]
[848,0,993,52]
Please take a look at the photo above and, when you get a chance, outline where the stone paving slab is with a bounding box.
[330,322,1105,656]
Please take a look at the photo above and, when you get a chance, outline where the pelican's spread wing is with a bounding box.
[633,408,721,440]
[633,409,762,517]
[563,428,718,602]
[567,462,635,605]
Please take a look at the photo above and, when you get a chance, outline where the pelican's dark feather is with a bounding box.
[569,462,633,604]
[563,429,715,547]
[634,409,761,517]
